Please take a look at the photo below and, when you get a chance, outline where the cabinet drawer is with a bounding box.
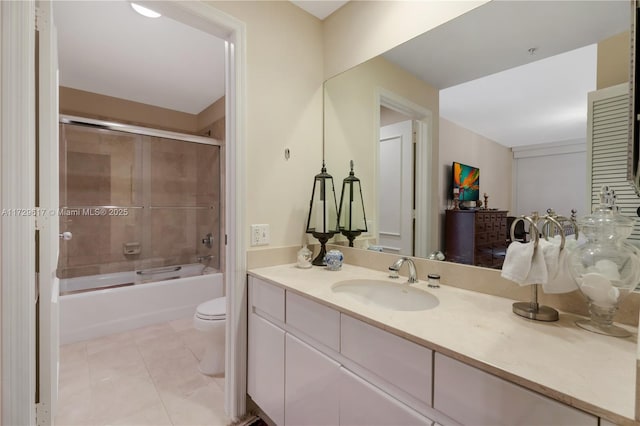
[433,353,598,425]
[476,232,488,244]
[341,314,432,406]
[485,222,493,232]
[249,276,285,323]
[475,221,486,232]
[286,291,340,351]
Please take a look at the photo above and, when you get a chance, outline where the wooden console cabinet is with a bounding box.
[445,209,507,268]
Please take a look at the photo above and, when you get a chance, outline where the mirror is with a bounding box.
[631,1,640,193]
[324,0,632,267]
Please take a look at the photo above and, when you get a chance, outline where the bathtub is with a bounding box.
[59,264,223,344]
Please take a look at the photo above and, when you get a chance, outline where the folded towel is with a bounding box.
[501,241,535,285]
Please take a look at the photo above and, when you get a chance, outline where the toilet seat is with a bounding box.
[196,296,226,321]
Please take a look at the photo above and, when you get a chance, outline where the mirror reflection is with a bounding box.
[324,0,635,268]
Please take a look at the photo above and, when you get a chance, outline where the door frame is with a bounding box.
[1,1,38,425]
[375,88,435,257]
[1,1,248,421]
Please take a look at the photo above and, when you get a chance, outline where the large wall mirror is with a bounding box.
[325,0,635,268]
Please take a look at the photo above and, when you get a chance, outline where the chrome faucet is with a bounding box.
[388,257,418,283]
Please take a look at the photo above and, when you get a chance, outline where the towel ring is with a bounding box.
[541,216,566,250]
[510,216,540,246]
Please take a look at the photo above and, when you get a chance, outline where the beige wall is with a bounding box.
[59,87,200,134]
[323,0,489,79]
[211,1,324,249]
[197,96,225,139]
[597,31,630,90]
[324,55,439,245]
[439,118,513,249]
[60,87,225,137]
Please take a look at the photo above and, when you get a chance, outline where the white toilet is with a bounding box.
[193,296,226,376]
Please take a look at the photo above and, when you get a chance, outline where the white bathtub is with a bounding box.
[59,265,223,344]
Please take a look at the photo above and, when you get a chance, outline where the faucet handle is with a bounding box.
[388,267,399,279]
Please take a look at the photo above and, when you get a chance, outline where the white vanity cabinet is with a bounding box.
[247,275,606,426]
[339,366,434,426]
[433,353,598,425]
[247,277,286,426]
[284,333,340,425]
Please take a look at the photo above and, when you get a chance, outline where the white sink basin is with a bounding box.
[331,279,439,311]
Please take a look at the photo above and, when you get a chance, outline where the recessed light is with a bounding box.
[130,3,161,18]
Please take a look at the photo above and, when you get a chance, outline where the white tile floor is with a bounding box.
[55,318,231,426]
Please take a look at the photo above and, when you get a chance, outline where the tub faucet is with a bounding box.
[389,257,418,283]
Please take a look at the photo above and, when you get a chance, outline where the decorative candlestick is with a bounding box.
[483,192,489,209]
[453,188,460,210]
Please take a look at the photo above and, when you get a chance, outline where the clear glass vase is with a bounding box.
[568,186,640,337]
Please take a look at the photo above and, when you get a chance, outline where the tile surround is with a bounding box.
[58,123,221,278]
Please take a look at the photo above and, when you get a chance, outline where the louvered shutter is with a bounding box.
[587,83,640,242]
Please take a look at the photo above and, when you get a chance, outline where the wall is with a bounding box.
[323,0,489,79]
[197,96,225,139]
[324,55,439,246]
[210,1,324,249]
[59,87,199,134]
[512,140,586,219]
[60,87,225,136]
[597,31,630,89]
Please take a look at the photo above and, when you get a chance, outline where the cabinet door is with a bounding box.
[339,367,433,426]
[433,353,597,426]
[285,334,340,426]
[248,313,285,425]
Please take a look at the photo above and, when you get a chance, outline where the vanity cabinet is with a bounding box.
[247,275,602,426]
[247,277,285,425]
[284,333,340,425]
[445,209,507,268]
[339,367,433,426]
[433,353,598,425]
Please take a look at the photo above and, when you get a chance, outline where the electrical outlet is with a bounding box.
[250,224,270,246]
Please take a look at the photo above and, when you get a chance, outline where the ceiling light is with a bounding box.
[130,3,161,18]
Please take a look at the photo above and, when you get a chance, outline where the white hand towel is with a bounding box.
[524,239,548,285]
[501,241,535,285]
[539,236,579,294]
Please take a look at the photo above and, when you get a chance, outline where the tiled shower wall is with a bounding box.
[57,123,221,279]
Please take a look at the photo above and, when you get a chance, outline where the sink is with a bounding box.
[331,279,439,311]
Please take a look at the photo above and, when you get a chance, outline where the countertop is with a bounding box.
[248,263,637,425]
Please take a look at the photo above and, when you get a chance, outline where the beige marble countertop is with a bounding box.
[248,263,637,425]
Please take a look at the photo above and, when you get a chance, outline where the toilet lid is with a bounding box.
[196,296,226,320]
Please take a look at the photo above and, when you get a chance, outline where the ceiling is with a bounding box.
[53,1,226,115]
[383,0,630,147]
[53,0,630,147]
[290,1,349,20]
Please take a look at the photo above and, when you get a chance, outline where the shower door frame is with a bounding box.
[58,115,225,280]
[0,0,248,423]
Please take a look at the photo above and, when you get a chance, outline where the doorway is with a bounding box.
[1,1,247,424]
[376,89,435,258]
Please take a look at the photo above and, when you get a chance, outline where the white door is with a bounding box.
[379,120,414,255]
[36,1,60,424]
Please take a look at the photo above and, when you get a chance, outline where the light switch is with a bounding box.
[250,224,270,246]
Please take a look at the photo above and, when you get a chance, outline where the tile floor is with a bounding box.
[55,318,231,426]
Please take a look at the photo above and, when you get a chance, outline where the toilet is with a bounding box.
[193,296,226,376]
